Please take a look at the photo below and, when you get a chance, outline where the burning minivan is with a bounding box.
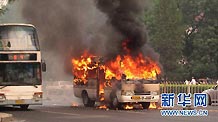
[72,53,161,109]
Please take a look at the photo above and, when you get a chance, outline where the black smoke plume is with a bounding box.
[21,0,161,79]
[96,0,147,55]
[22,0,115,79]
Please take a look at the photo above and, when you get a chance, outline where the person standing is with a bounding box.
[184,80,190,85]
[190,77,197,85]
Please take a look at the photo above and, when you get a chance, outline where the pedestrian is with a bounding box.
[184,80,190,85]
[190,77,196,85]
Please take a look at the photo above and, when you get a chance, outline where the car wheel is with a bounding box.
[88,99,95,107]
[111,97,121,109]
[82,92,89,107]
[141,102,150,109]
[82,92,95,107]
[208,95,212,105]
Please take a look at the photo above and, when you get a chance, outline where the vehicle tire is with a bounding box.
[20,105,29,110]
[82,92,95,107]
[141,102,150,109]
[110,97,121,109]
[89,99,95,107]
[208,95,212,105]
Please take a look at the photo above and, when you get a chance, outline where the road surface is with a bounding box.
[1,105,218,122]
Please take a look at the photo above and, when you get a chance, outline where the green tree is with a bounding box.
[145,0,185,80]
[179,0,218,79]
[145,0,218,80]
[0,0,15,15]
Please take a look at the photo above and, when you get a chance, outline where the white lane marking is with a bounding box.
[81,115,109,118]
[40,110,110,118]
[209,110,218,112]
[14,120,26,122]
[40,110,80,116]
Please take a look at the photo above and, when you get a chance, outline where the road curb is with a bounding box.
[0,113,13,122]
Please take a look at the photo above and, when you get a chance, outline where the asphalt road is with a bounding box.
[0,105,218,122]
[1,83,218,122]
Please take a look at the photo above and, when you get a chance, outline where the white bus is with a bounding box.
[0,23,46,110]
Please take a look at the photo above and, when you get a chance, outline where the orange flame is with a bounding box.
[72,51,161,83]
[72,51,99,84]
[98,105,108,109]
[71,102,79,107]
[72,52,106,103]
[105,53,161,80]
[148,102,163,109]
[149,102,157,109]
[99,84,105,101]
[124,104,134,110]
[72,37,161,82]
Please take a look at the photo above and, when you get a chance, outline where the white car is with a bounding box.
[202,85,218,105]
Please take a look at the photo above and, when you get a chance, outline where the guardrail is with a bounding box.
[160,84,215,94]
[160,83,218,105]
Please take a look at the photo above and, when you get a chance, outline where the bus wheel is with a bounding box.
[208,95,212,105]
[82,92,95,107]
[89,100,95,107]
[20,105,29,110]
[141,102,150,109]
[111,97,121,109]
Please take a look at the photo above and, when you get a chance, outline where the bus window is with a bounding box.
[0,25,39,51]
[0,63,41,86]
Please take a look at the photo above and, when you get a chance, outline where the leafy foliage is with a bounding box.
[0,0,15,15]
[145,0,218,80]
[145,0,184,80]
